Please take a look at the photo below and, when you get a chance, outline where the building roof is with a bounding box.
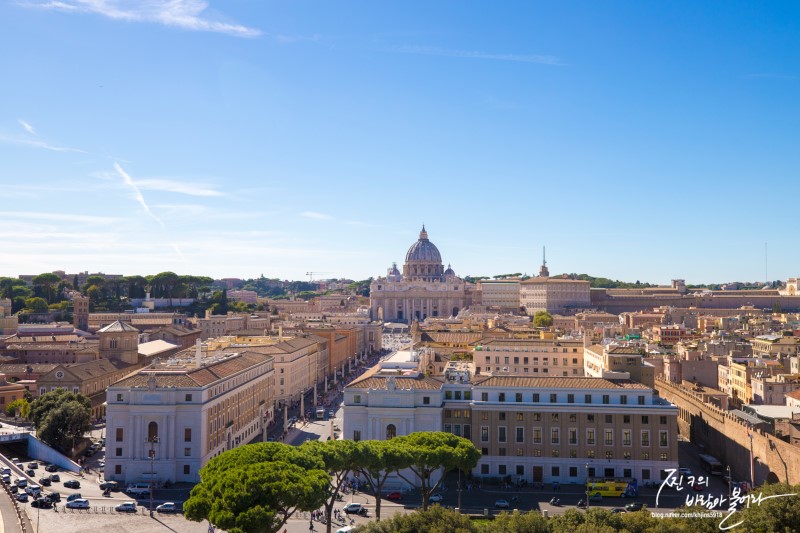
[137,340,181,357]
[97,321,139,333]
[111,351,272,389]
[347,373,444,391]
[785,389,800,401]
[521,276,591,285]
[473,376,650,390]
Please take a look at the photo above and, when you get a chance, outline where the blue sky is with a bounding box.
[1,1,798,284]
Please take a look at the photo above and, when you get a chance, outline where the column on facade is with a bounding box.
[166,415,174,460]
[133,415,142,460]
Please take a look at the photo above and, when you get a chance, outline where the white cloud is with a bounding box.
[134,178,224,197]
[301,211,333,220]
[17,119,36,135]
[0,134,86,153]
[27,0,261,37]
[114,162,164,228]
[395,45,564,66]
[0,211,119,224]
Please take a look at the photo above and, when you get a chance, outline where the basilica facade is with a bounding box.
[370,226,473,322]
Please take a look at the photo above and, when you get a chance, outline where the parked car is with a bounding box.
[64,480,80,489]
[386,491,402,501]
[156,502,179,513]
[99,481,120,491]
[611,508,627,514]
[16,477,27,488]
[625,502,645,512]
[343,503,363,514]
[2,475,10,485]
[495,499,510,509]
[115,502,138,513]
[678,468,692,477]
[14,462,23,470]
[31,498,52,509]
[25,469,35,477]
[49,474,60,482]
[9,485,18,494]
[66,498,90,509]
[67,493,82,502]
[1,467,11,475]
[25,484,41,497]
[28,462,38,470]
[16,493,28,503]
[45,464,58,473]
[38,477,51,486]
[45,492,61,503]
[428,494,443,503]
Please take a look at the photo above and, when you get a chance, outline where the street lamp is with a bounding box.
[147,436,159,517]
[457,468,462,512]
[585,463,590,510]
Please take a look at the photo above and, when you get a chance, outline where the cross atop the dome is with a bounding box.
[420,224,428,240]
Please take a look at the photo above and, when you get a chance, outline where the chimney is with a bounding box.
[278,326,283,340]
[195,339,202,367]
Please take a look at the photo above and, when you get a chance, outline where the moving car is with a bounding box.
[38,477,51,486]
[16,493,28,503]
[64,480,80,489]
[49,474,60,482]
[115,502,138,513]
[494,499,510,509]
[25,484,41,497]
[45,492,61,503]
[386,491,402,501]
[428,494,443,503]
[1,467,10,475]
[16,477,27,488]
[2,475,9,485]
[156,502,179,513]
[66,498,90,509]
[45,465,58,473]
[28,462,38,469]
[625,502,644,512]
[25,469,35,477]
[31,498,52,509]
[99,480,120,491]
[343,503,363,514]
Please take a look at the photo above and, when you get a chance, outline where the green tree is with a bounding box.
[533,311,554,328]
[357,505,478,533]
[32,273,61,304]
[24,297,49,312]
[301,440,361,533]
[29,389,92,428]
[393,432,480,510]
[356,440,412,520]
[37,400,93,451]
[184,442,329,533]
[5,398,30,418]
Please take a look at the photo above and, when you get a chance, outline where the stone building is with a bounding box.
[370,226,473,323]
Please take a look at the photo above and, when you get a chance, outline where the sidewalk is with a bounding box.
[0,486,33,533]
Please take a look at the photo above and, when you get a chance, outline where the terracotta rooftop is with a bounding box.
[473,376,650,390]
[346,373,444,391]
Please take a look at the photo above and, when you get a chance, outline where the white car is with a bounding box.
[342,503,363,514]
[495,499,510,509]
[66,498,90,509]
[428,494,443,503]
[115,501,137,513]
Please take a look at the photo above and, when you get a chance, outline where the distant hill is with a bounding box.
[464,274,657,289]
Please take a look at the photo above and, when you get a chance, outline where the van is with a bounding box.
[26,484,41,497]
[126,483,150,496]
[16,477,27,488]
[1,467,11,476]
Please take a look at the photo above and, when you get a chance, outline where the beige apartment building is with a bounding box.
[469,376,678,484]
[520,270,591,315]
[105,348,275,485]
[477,280,521,310]
[751,334,800,358]
[474,338,585,377]
[584,344,655,387]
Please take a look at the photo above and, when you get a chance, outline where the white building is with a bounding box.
[477,280,521,310]
[105,344,275,485]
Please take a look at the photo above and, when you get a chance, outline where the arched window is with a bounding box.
[386,424,397,440]
[148,421,159,441]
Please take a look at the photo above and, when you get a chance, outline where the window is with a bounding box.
[516,465,525,475]
[567,394,575,404]
[184,465,190,475]
[568,413,576,422]
[605,414,612,424]
[533,393,540,402]
[587,429,596,445]
[533,413,541,421]
[465,391,472,400]
[481,464,489,475]
[516,427,524,443]
[499,412,506,421]
[602,395,610,404]
[534,449,542,457]
[606,451,613,459]
[499,464,507,475]
[116,393,123,402]
[642,469,651,480]
[115,465,122,475]
[445,410,452,417]
[445,391,452,400]
[482,448,488,456]
[620,395,627,405]
[455,391,462,400]
[660,453,668,461]
[464,425,471,439]
[481,392,489,401]
[184,447,191,457]
[533,428,542,444]
[587,414,595,422]
[585,394,592,404]
[622,430,631,446]
[623,415,631,424]
[499,448,506,457]
[551,428,559,444]
[516,448,524,456]
[569,428,577,445]
[516,412,524,421]
[642,415,649,424]
[660,416,668,425]
[499,427,507,443]
[423,396,430,405]
[386,424,397,439]
[353,430,361,442]
[550,393,557,403]
[115,448,122,457]
[587,450,595,458]
[659,430,668,447]
[642,452,650,460]
[569,466,578,477]
[604,429,613,446]
[499,393,506,402]
[552,466,560,477]
[184,428,192,442]
[551,413,559,422]
[638,395,646,405]
[569,449,577,458]
[185,394,192,402]
[116,428,123,442]
[481,427,489,442]
[623,451,631,459]
[515,393,523,402]
[482,412,489,420]
[641,431,650,447]
[354,394,361,404]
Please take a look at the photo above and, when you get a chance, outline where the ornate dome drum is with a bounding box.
[403,225,445,281]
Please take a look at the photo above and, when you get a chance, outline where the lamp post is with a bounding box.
[585,463,590,510]
[457,468,462,512]
[147,436,159,517]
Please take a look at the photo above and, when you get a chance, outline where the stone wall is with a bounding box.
[655,377,800,486]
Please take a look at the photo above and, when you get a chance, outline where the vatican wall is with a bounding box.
[655,378,800,486]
